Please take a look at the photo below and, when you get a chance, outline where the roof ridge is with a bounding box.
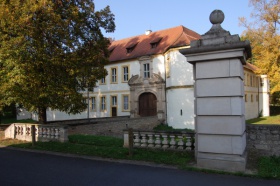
[182,26,201,40]
[111,25,185,43]
[168,25,187,50]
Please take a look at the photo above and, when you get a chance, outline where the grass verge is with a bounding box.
[0,134,194,168]
[246,115,280,124]
[258,156,280,179]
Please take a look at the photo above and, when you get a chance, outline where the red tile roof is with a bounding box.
[109,25,201,62]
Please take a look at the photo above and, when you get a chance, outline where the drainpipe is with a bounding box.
[163,53,168,125]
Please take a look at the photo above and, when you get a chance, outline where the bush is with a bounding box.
[270,106,280,115]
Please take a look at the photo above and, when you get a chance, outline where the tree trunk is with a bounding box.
[38,107,47,124]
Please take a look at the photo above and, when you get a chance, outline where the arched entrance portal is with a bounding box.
[139,93,157,117]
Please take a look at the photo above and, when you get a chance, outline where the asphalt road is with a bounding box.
[0,148,279,186]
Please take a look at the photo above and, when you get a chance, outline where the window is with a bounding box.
[251,94,253,102]
[150,37,162,49]
[111,67,117,83]
[245,94,247,102]
[122,95,129,111]
[112,96,117,106]
[101,96,106,111]
[122,66,129,82]
[126,43,138,53]
[91,97,96,111]
[100,77,106,84]
[143,63,150,78]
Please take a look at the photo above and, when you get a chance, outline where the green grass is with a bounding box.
[153,124,194,132]
[246,115,280,124]
[1,134,194,167]
[258,156,280,179]
[1,118,36,124]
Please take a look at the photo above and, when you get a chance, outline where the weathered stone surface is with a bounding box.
[246,124,280,156]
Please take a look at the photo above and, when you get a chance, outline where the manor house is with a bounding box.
[19,25,270,129]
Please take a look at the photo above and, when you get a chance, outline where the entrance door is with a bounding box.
[112,107,117,117]
[139,93,157,117]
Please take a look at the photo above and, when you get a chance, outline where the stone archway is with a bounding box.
[128,73,166,122]
[139,92,157,117]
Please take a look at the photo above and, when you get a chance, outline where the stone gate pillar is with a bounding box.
[180,10,252,172]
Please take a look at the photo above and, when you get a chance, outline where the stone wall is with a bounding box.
[247,124,280,156]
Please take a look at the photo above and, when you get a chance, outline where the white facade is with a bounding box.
[17,26,269,128]
[244,68,270,119]
[19,48,270,128]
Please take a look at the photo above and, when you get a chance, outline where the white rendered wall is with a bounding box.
[166,50,195,129]
[166,50,194,87]
[167,88,195,129]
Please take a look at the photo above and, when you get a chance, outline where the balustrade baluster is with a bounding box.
[48,128,51,138]
[42,128,47,138]
[169,135,176,149]
[50,128,55,139]
[177,136,184,150]
[154,134,161,148]
[38,127,42,138]
[185,137,192,150]
[134,133,140,147]
[140,133,147,147]
[55,129,59,139]
[162,134,169,149]
[147,133,155,148]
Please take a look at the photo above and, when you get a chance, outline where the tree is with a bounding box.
[239,0,280,94]
[0,0,115,123]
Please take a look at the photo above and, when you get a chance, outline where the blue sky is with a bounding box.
[95,0,253,40]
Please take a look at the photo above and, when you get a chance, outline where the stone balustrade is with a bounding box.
[5,123,68,142]
[123,130,195,151]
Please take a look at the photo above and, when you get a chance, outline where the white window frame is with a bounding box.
[122,65,129,82]
[91,97,96,111]
[100,96,106,111]
[111,67,118,83]
[143,63,150,78]
[122,95,130,111]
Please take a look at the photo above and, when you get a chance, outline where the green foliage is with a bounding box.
[0,0,115,123]
[153,124,195,132]
[258,156,280,179]
[270,105,280,115]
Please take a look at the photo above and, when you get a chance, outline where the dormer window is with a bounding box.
[109,47,115,54]
[126,43,138,53]
[150,37,162,49]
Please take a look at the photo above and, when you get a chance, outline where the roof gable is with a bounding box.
[109,25,201,62]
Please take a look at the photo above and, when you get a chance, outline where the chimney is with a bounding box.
[145,30,152,35]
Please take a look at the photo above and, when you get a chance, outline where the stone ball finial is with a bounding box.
[210,10,224,24]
